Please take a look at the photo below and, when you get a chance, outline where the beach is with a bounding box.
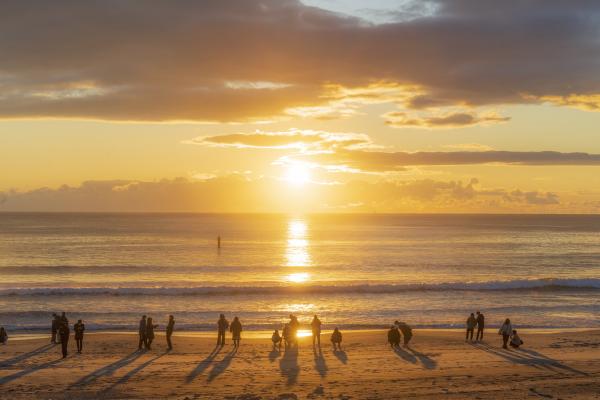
[1,329,599,399]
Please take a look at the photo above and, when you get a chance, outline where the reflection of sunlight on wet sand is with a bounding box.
[286,272,310,283]
[285,219,312,267]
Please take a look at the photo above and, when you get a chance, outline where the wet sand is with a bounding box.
[1,329,599,399]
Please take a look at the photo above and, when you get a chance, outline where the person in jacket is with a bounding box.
[0,326,7,345]
[74,319,85,354]
[476,311,485,341]
[230,316,242,348]
[396,321,413,347]
[282,323,292,349]
[510,330,523,348]
[466,313,477,342]
[498,318,513,349]
[289,314,299,347]
[388,326,400,348]
[51,313,59,344]
[166,315,175,351]
[331,327,342,351]
[58,319,70,358]
[217,314,229,346]
[145,317,158,350]
[311,315,322,347]
[272,329,282,351]
[138,315,147,350]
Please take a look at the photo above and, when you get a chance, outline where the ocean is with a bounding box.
[0,213,598,332]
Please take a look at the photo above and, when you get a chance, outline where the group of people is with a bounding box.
[216,314,243,348]
[465,311,485,341]
[270,315,344,351]
[387,321,413,348]
[50,313,85,358]
[498,318,523,349]
[138,315,175,351]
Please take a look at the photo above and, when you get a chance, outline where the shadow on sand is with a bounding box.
[185,344,222,383]
[73,350,144,387]
[99,353,165,394]
[313,346,328,377]
[0,344,54,368]
[0,358,62,385]
[279,345,299,386]
[207,347,238,382]
[333,349,348,365]
[474,343,587,375]
[392,346,437,369]
[269,347,281,363]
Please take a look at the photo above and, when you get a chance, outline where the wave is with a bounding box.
[1,278,598,297]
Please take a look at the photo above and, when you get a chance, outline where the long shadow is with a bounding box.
[185,344,222,383]
[474,343,587,375]
[0,344,54,368]
[101,353,165,393]
[207,347,238,382]
[313,347,328,377]
[333,349,348,365]
[0,358,62,385]
[279,346,299,386]
[407,347,437,370]
[269,347,281,363]
[392,346,417,364]
[72,351,144,387]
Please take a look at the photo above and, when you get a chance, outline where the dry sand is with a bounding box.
[1,329,599,399]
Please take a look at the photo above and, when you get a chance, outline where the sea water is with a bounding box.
[0,213,598,332]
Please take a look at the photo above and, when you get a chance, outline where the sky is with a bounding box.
[1,0,600,213]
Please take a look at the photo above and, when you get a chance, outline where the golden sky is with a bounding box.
[1,0,600,213]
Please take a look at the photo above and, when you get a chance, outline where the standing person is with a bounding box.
[145,317,158,350]
[217,314,229,346]
[166,315,175,351]
[476,311,485,341]
[311,315,322,347]
[498,318,513,349]
[0,326,7,345]
[272,329,282,351]
[230,316,242,348]
[466,313,477,342]
[51,313,59,344]
[388,325,400,348]
[396,321,413,347]
[74,319,85,354]
[289,314,299,347]
[138,315,147,350]
[58,318,70,358]
[282,323,291,349]
[330,327,342,351]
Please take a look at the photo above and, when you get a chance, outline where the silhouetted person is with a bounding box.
[396,321,413,347]
[145,317,158,350]
[51,313,59,344]
[388,326,400,348]
[466,313,476,341]
[58,319,70,358]
[311,315,322,347]
[217,314,229,346]
[230,316,242,348]
[272,329,282,351]
[476,311,485,341]
[282,323,292,349]
[0,327,7,345]
[510,330,523,348]
[289,314,299,347]
[74,319,85,354]
[138,315,147,350]
[498,318,513,349]
[166,315,175,350]
[331,327,342,351]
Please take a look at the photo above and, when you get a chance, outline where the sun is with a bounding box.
[284,163,311,186]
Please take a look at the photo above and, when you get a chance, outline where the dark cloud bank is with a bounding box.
[1,0,599,121]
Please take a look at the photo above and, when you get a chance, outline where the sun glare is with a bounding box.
[286,272,310,283]
[284,163,311,186]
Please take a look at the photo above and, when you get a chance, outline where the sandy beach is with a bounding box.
[1,329,599,399]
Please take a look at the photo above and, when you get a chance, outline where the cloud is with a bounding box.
[0,176,565,213]
[186,129,374,151]
[1,0,600,121]
[384,111,510,128]
[296,149,600,172]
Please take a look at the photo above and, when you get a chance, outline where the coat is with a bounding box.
[499,322,513,336]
